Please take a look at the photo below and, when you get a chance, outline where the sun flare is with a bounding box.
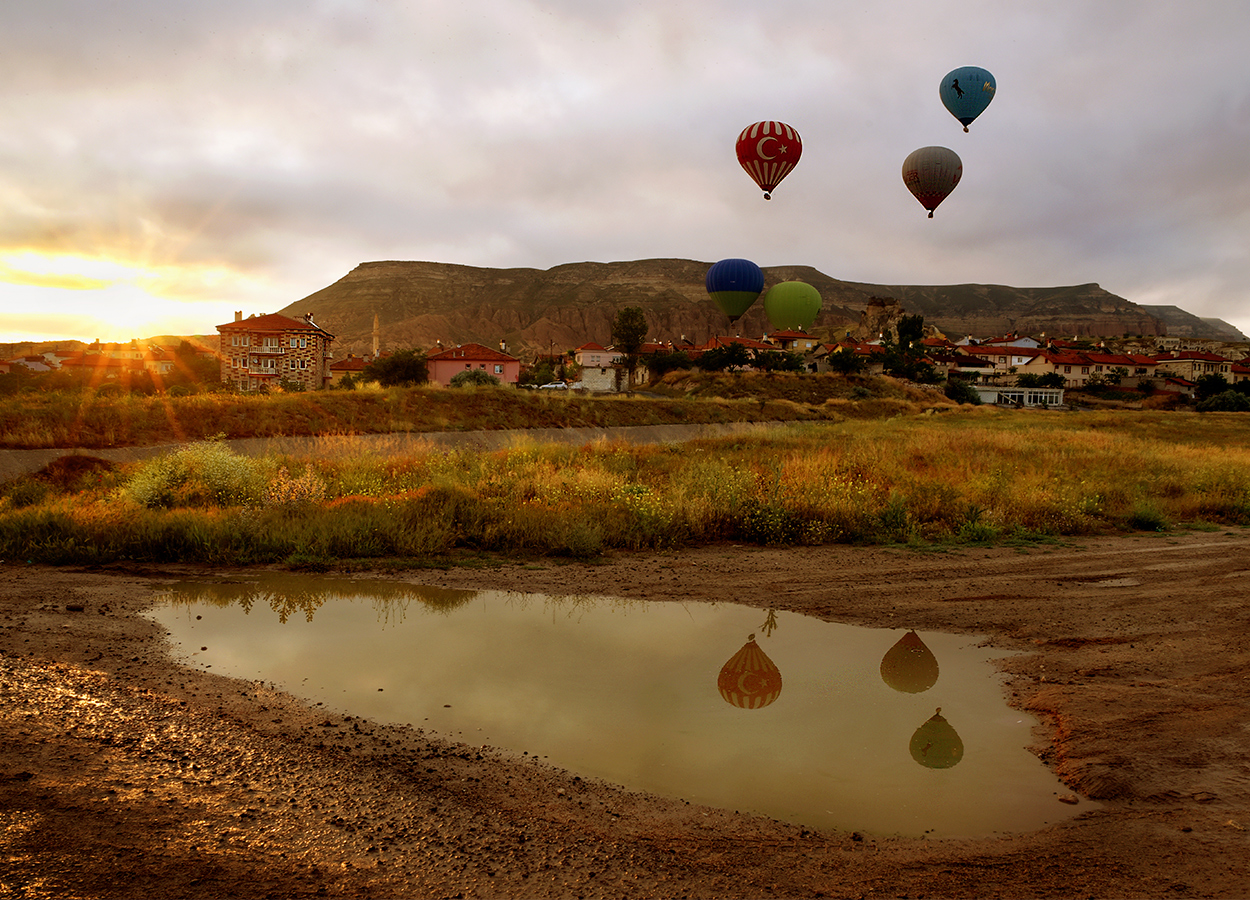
[0,250,248,343]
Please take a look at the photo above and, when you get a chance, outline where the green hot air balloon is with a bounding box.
[762,281,821,331]
[909,708,964,769]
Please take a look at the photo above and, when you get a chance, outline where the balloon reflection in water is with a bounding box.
[880,630,940,693]
[717,634,783,709]
[910,708,964,769]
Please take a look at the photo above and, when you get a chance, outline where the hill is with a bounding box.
[272,258,1243,357]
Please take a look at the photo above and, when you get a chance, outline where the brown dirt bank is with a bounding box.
[3,530,1250,898]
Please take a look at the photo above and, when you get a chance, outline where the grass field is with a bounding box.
[3,381,1248,567]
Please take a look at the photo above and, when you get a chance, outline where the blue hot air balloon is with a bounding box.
[940,66,996,132]
[706,258,765,324]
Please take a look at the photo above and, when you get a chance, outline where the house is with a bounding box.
[426,342,521,386]
[573,342,617,368]
[217,311,335,391]
[975,386,1065,408]
[1152,351,1233,383]
[764,330,820,353]
[328,353,380,385]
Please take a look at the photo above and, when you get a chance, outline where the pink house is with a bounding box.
[426,343,521,386]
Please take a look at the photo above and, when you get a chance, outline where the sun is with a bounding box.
[0,250,243,342]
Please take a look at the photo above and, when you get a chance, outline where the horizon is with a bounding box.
[3,2,1249,344]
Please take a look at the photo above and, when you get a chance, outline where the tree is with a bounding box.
[362,349,428,386]
[1196,373,1230,402]
[824,348,866,375]
[881,314,938,383]
[752,350,805,373]
[944,377,981,405]
[1038,372,1066,388]
[611,307,648,387]
[696,342,752,372]
[643,350,693,380]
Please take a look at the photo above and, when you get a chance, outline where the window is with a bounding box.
[1063,366,1071,374]
[290,336,307,349]
[494,364,503,374]
[1081,367,1089,374]
[263,336,279,349]
[231,335,240,347]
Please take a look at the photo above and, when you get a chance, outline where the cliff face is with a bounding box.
[277,259,1235,359]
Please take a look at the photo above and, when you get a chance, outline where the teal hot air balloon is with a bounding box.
[706,258,765,324]
[902,146,963,218]
[762,281,821,331]
[940,66,996,132]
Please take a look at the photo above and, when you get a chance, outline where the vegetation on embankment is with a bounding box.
[0,374,952,450]
[3,408,1248,567]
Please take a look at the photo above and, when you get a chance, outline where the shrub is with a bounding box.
[1196,390,1250,412]
[123,441,272,508]
[943,377,981,405]
[450,370,501,388]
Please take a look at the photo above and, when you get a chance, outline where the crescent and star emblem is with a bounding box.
[755,136,788,160]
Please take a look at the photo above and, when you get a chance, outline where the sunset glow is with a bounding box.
[0,251,250,343]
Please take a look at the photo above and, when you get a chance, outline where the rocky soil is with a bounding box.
[4,529,1250,898]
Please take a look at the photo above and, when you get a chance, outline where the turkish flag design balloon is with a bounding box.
[736,121,802,200]
[717,637,783,709]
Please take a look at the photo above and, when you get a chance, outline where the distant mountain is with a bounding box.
[277,259,1240,359]
[1137,306,1247,341]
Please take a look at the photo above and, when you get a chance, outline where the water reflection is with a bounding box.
[880,630,940,694]
[161,575,478,624]
[910,708,965,769]
[717,635,783,709]
[150,576,1086,837]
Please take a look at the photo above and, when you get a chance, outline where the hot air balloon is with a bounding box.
[902,146,962,218]
[940,66,996,132]
[880,630,939,693]
[909,708,964,769]
[735,121,802,200]
[762,281,821,332]
[706,258,765,324]
[717,635,783,709]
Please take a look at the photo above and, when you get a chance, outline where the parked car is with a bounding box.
[539,381,567,390]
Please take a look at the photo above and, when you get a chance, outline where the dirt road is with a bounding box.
[3,529,1250,897]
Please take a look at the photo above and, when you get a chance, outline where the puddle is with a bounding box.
[148,574,1086,838]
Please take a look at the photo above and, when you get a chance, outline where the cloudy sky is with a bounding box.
[2,0,1248,344]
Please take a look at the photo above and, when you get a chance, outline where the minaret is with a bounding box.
[372,313,380,358]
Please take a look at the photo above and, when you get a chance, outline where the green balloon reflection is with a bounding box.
[910,708,964,769]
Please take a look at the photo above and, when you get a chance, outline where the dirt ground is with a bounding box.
[3,530,1250,899]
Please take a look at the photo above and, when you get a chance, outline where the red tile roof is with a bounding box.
[427,342,519,363]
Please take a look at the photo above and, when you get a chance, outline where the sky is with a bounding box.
[2,0,1249,345]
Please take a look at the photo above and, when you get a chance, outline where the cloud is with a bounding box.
[2,0,1248,342]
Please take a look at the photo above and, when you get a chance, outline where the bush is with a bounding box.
[943,377,981,405]
[1196,390,1250,412]
[123,441,272,508]
[450,369,501,387]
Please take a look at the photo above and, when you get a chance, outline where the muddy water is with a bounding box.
[148,575,1086,838]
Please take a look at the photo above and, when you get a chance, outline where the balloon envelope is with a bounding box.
[940,66,996,132]
[762,281,821,332]
[735,121,802,199]
[706,258,765,324]
[902,146,963,218]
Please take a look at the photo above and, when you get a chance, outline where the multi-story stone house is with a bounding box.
[216,312,335,391]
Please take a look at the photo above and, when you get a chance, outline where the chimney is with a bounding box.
[234,311,242,322]
[304,312,315,325]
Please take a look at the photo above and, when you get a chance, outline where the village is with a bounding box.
[4,307,1250,409]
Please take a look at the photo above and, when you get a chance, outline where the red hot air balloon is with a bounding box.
[717,635,783,709]
[736,121,802,200]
